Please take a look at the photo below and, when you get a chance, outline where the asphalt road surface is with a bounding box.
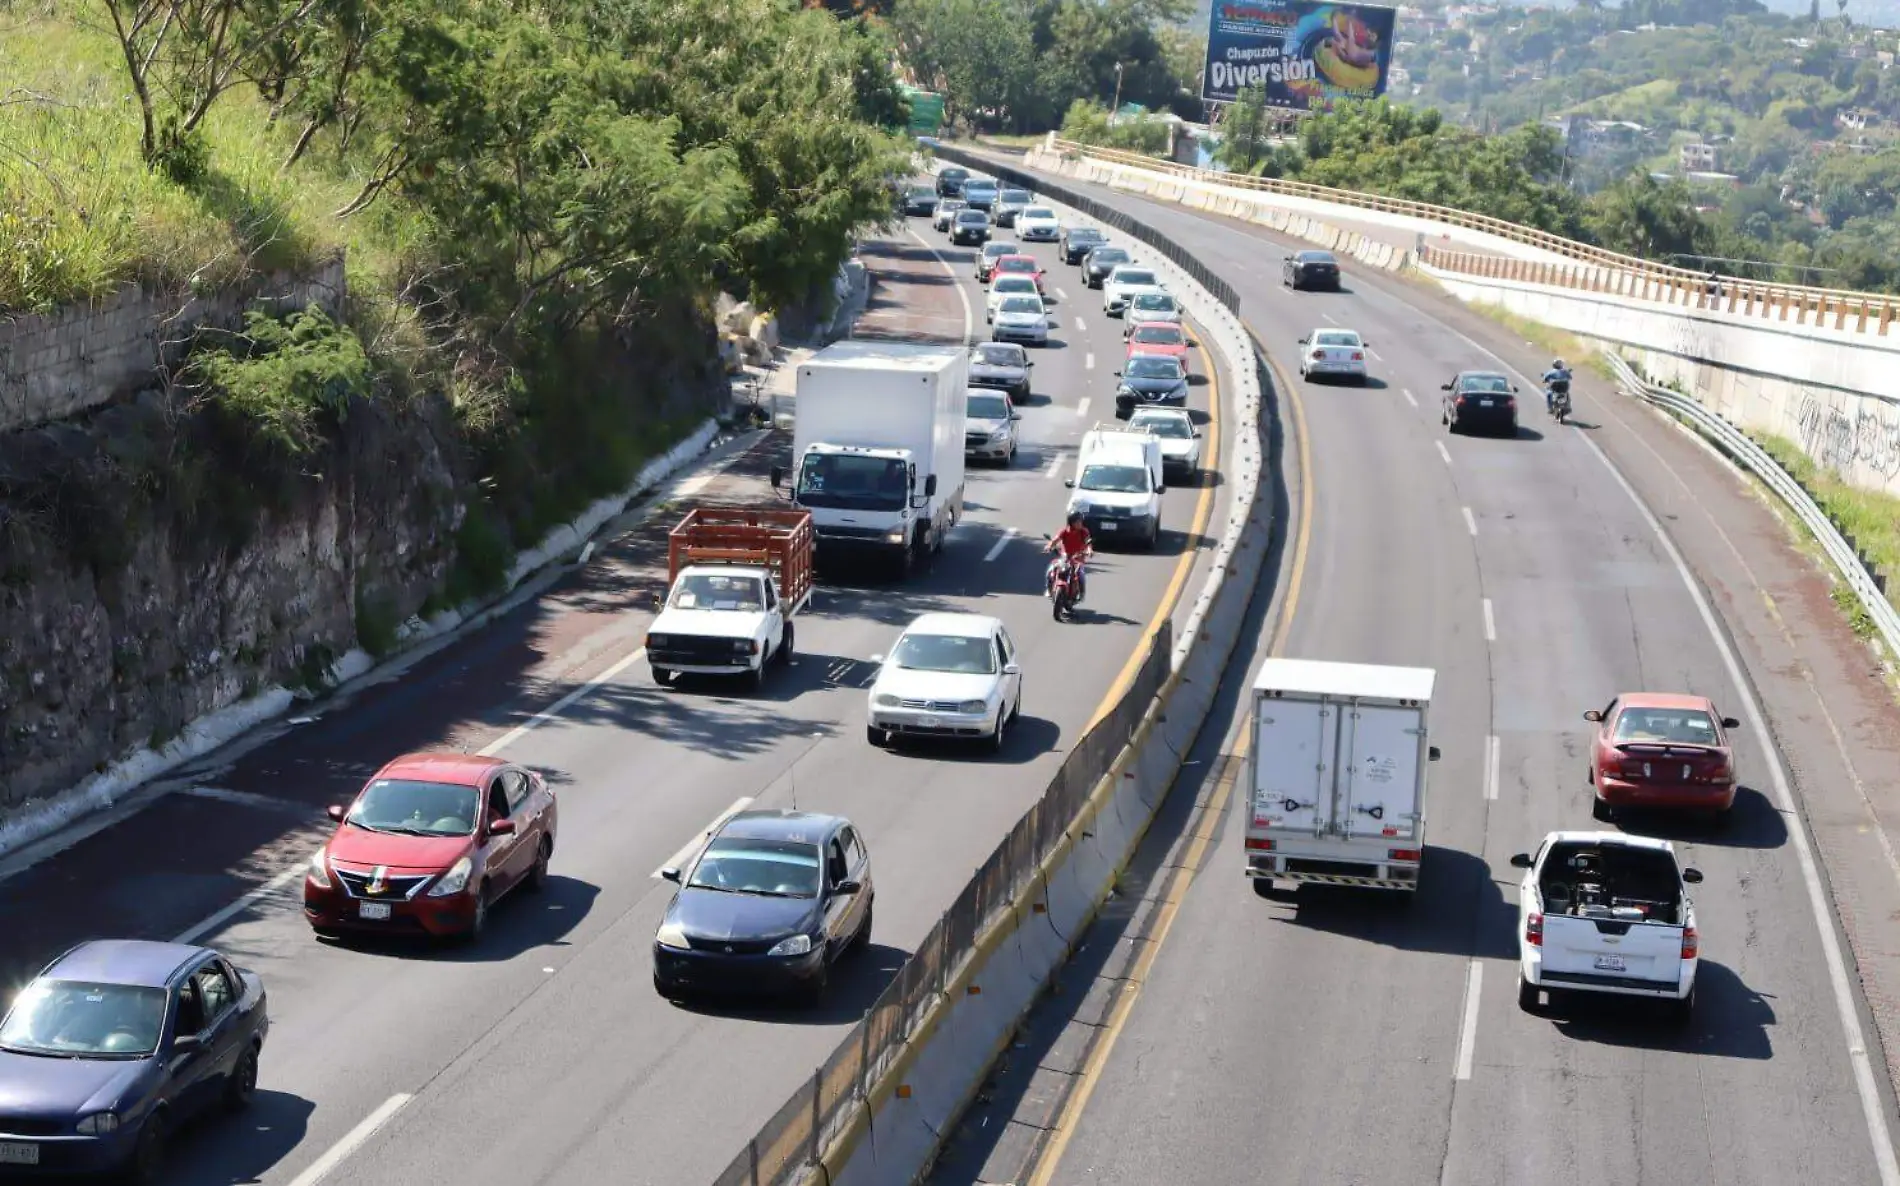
[933,155,1899,1186]
[0,198,1238,1186]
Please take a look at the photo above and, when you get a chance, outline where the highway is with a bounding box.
[0,197,1239,1184]
[927,156,1897,1185]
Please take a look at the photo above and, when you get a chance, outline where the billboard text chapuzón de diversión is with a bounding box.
[1200,0,1397,110]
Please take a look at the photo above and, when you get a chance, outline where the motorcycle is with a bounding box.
[1045,549,1088,621]
[1546,380,1572,425]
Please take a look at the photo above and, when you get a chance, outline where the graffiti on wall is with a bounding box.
[1796,388,1900,480]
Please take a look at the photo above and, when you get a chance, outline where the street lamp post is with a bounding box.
[1111,62,1125,116]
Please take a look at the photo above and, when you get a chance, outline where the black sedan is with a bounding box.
[1114,354,1189,416]
[1061,226,1108,264]
[1284,250,1341,291]
[901,185,938,216]
[653,810,874,1004]
[950,209,991,246]
[0,940,268,1182]
[936,167,969,197]
[1441,370,1521,436]
[1081,246,1133,289]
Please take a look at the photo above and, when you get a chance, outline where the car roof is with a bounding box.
[1130,321,1184,333]
[717,809,845,844]
[46,939,211,988]
[1130,290,1174,301]
[1541,829,1678,855]
[1130,407,1192,422]
[374,752,507,787]
[1312,326,1359,335]
[1455,371,1511,386]
[902,612,1002,639]
[1297,250,1336,260]
[1126,353,1183,368]
[998,253,1037,263]
[1614,692,1717,711]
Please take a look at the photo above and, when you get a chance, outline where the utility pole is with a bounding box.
[1112,62,1125,116]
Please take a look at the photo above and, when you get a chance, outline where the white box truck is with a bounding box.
[1243,658,1440,895]
[772,341,967,576]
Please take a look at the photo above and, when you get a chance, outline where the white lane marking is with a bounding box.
[1074,316,1087,333]
[1482,598,1496,642]
[1043,454,1063,480]
[1086,352,1095,371]
[1454,961,1483,1080]
[1402,387,1417,407]
[1485,735,1500,801]
[983,528,1018,562]
[1321,313,1339,326]
[1438,316,1900,1182]
[1076,397,1091,419]
[905,228,976,344]
[1368,348,1384,362]
[172,867,306,945]
[654,797,756,878]
[478,646,649,756]
[1056,287,1070,301]
[1436,440,1453,467]
[286,1093,413,1186]
[1462,506,1478,537]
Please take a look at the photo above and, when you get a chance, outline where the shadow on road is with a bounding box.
[667,941,908,1026]
[1547,961,1773,1060]
[159,1089,315,1186]
[1274,845,1519,962]
[1611,786,1788,851]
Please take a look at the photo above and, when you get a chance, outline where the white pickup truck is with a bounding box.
[645,508,814,691]
[1511,830,1703,1024]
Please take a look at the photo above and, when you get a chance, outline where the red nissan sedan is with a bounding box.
[1585,693,1740,822]
[304,753,557,940]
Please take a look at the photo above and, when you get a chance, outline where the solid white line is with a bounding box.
[1043,454,1063,480]
[1074,316,1087,333]
[1462,506,1478,537]
[905,227,976,344]
[1085,351,1095,371]
[1321,313,1339,326]
[1436,315,1900,1182]
[172,866,306,945]
[1436,440,1453,467]
[285,1093,413,1186]
[1402,387,1418,407]
[653,797,756,878]
[1076,397,1091,419]
[1481,598,1496,642]
[983,528,1018,562]
[1454,961,1483,1080]
[1367,348,1384,362]
[477,646,647,757]
[1056,287,1070,301]
[1485,734,1500,801]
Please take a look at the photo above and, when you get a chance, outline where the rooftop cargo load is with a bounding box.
[666,507,814,614]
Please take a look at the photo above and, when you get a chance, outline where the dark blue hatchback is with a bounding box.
[653,811,875,1004]
[0,940,268,1183]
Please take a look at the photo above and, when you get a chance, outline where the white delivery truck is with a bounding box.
[1243,658,1440,896]
[772,341,967,576]
[1064,423,1165,550]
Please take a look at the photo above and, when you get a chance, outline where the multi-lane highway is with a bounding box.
[0,191,1242,1185]
[926,155,1899,1186]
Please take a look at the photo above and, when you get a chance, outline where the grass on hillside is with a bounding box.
[1749,432,1900,620]
[1463,301,1614,380]
[0,10,427,313]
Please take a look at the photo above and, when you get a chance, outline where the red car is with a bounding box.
[992,254,1045,292]
[1585,693,1740,822]
[1124,320,1192,365]
[304,752,558,940]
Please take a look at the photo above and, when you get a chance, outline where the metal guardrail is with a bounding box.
[1042,137,1900,339]
[1606,351,1900,659]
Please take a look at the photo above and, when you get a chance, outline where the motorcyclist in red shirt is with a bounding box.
[1047,512,1093,603]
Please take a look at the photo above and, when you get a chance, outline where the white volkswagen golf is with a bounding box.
[866,613,1024,753]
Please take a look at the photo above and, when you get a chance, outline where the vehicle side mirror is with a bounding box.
[1683,868,1704,884]
[1298,337,1308,344]
[1011,412,1022,421]
[1188,339,1199,347]
[1582,709,1603,722]
[1193,431,1202,438]
[1428,746,1442,761]
[1362,341,1371,347]
[1721,717,1740,730]
[660,866,682,884]
[1509,853,1534,869]
[172,1033,202,1054]
[488,817,516,836]
[1511,385,1520,393]
[834,879,863,896]
[326,804,347,822]
[770,465,785,489]
[1003,663,1021,676]
[924,474,938,497]
[1063,479,1075,488]
[1113,370,1122,376]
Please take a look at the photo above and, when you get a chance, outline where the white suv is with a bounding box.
[1102,266,1164,317]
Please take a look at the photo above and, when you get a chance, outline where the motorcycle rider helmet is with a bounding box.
[1552,358,1566,371]
[1066,511,1084,528]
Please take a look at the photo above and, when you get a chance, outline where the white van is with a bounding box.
[1065,425,1164,549]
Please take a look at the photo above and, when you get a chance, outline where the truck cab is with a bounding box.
[1065,424,1166,550]
[645,508,814,691]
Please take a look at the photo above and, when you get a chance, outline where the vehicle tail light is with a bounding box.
[1526,912,1544,947]
[1504,396,1517,408]
[1351,352,1364,361]
[1388,848,1421,862]
[1245,837,1275,851]
[1311,351,1325,362]
[1681,924,1698,960]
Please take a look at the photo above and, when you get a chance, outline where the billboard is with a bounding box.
[1200,0,1398,112]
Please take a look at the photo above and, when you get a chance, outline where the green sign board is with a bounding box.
[904,88,944,135]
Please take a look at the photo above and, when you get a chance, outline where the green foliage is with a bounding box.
[1749,432,1900,617]
[1059,99,1172,156]
[1215,86,1274,175]
[354,585,401,658]
[187,306,373,456]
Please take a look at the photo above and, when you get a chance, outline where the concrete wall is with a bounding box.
[0,255,348,434]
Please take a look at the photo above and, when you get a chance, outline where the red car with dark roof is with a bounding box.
[1123,320,1192,366]
[303,752,557,940]
[1585,693,1741,822]
[991,254,1045,293]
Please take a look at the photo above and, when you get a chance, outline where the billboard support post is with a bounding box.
[1200,0,1399,113]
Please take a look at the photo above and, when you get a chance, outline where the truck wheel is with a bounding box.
[1517,976,1540,1014]
[744,662,765,694]
[1668,986,1696,1027]
[650,664,673,686]
[778,623,795,666]
[1250,878,1279,900]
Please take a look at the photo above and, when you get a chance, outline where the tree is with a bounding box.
[1585,173,1715,260]
[1215,86,1272,174]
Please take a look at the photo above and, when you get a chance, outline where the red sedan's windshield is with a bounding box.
[1132,326,1183,345]
[1613,708,1720,746]
[997,259,1036,274]
[350,779,481,836]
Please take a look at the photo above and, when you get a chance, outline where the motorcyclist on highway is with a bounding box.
[1542,358,1573,414]
[1048,512,1093,604]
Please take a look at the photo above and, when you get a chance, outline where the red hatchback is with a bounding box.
[1585,693,1740,822]
[1124,320,1192,365]
[304,753,558,940]
[992,254,1045,292]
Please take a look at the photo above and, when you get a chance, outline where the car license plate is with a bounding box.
[920,715,940,728]
[359,902,392,921]
[1098,521,1118,531]
[0,1143,39,1166]
[1479,398,1495,406]
[1594,954,1626,972]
